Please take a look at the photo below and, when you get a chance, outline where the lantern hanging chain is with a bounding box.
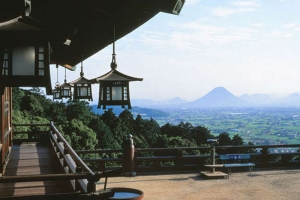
[64,66,67,83]
[111,25,117,70]
[80,54,84,77]
[55,64,60,87]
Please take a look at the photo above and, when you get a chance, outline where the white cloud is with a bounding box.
[212,7,255,17]
[283,23,300,31]
[283,23,299,28]
[279,0,300,2]
[252,23,265,28]
[167,19,260,47]
[211,0,260,17]
[185,0,203,6]
[231,1,260,7]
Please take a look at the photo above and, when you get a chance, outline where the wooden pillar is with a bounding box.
[0,87,3,175]
[261,147,269,167]
[123,134,136,176]
[1,87,12,176]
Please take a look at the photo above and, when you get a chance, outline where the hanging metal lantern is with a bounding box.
[0,42,52,95]
[52,86,61,100]
[59,81,72,99]
[52,64,62,100]
[0,11,52,94]
[69,59,93,101]
[58,67,73,99]
[90,26,142,109]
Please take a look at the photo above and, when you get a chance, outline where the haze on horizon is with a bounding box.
[49,0,300,104]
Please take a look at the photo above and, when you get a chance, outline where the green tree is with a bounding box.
[166,136,196,148]
[177,121,193,139]
[133,115,160,148]
[232,134,244,145]
[62,119,97,150]
[113,118,131,147]
[20,94,44,116]
[189,125,213,146]
[65,100,94,125]
[100,108,117,130]
[89,116,120,149]
[23,88,53,118]
[218,132,232,146]
[118,109,134,134]
[12,88,25,111]
[12,110,31,139]
[160,123,176,138]
[49,101,67,123]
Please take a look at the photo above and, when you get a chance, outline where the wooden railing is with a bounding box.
[50,122,98,193]
[1,122,122,195]
[78,144,300,173]
[7,123,300,178]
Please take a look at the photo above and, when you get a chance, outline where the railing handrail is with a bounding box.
[0,173,91,183]
[12,123,51,127]
[50,121,94,176]
[76,144,300,155]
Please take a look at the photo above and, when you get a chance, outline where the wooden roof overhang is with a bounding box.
[0,0,185,68]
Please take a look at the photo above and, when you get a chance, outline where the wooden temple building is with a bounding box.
[0,1,185,199]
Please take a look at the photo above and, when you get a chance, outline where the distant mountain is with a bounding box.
[131,97,188,108]
[167,97,188,104]
[239,93,300,107]
[122,87,300,109]
[164,97,188,106]
[131,99,163,107]
[91,105,169,117]
[275,93,300,107]
[284,93,300,102]
[240,93,274,105]
[189,87,249,107]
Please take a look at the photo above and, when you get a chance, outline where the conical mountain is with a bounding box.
[189,87,249,107]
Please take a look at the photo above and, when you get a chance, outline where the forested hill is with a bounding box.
[91,105,169,118]
[11,88,246,151]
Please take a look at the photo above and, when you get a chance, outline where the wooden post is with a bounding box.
[1,87,12,176]
[210,146,216,173]
[175,149,183,169]
[123,134,136,176]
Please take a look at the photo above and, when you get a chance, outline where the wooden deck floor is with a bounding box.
[0,142,75,198]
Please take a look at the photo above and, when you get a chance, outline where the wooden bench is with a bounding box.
[220,154,255,174]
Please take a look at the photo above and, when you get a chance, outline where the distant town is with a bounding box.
[93,87,300,149]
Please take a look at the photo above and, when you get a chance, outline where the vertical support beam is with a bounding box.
[0,87,3,175]
[210,146,216,173]
[175,149,183,169]
[261,147,269,167]
[123,134,136,176]
[1,87,12,176]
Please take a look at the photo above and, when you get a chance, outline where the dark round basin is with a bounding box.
[109,187,144,200]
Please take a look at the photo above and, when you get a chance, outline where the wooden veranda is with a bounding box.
[0,1,185,198]
[0,97,122,199]
[0,142,76,197]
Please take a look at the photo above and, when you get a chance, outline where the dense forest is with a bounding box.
[12,88,248,151]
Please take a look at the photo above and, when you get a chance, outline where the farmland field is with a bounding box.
[152,107,300,145]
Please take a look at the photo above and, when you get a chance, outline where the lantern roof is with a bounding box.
[57,81,73,88]
[0,0,185,67]
[69,76,91,85]
[91,69,143,83]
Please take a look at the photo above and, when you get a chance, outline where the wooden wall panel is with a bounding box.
[1,87,12,176]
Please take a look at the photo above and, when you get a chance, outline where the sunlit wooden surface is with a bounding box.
[0,143,75,197]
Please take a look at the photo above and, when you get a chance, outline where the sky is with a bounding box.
[48,0,300,104]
